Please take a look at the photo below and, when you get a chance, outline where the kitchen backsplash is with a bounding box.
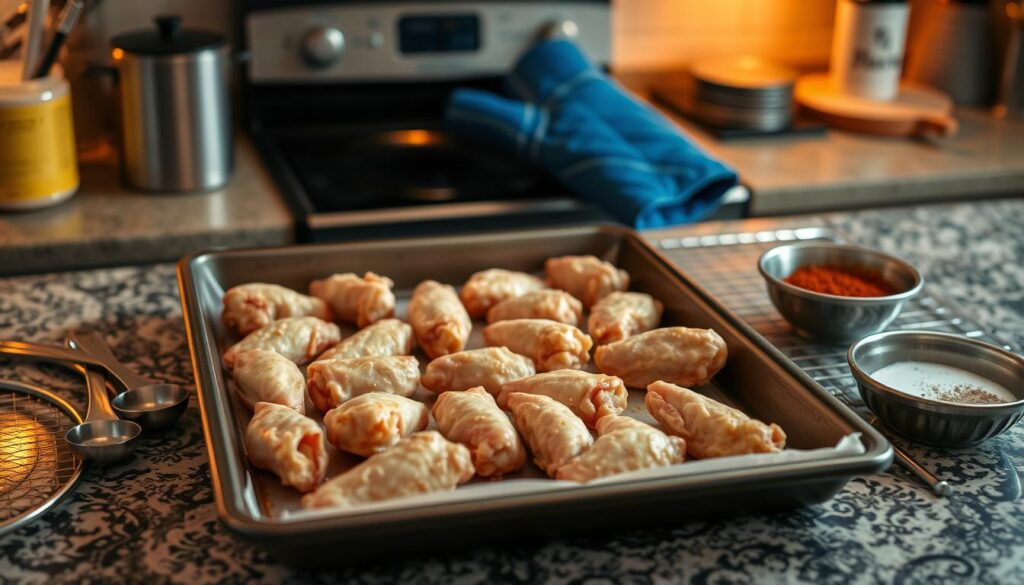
[11,0,1021,74]
[612,0,835,70]
[43,0,835,71]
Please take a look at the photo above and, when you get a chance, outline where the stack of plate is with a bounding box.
[690,56,798,132]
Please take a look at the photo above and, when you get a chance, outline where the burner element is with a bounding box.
[281,128,546,213]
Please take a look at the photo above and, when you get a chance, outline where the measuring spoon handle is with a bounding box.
[0,339,132,391]
[0,340,107,369]
[83,367,119,422]
[67,330,153,389]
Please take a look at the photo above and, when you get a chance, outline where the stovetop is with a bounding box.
[277,125,554,214]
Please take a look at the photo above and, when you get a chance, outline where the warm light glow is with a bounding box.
[390,129,439,146]
[0,412,44,490]
[112,48,124,61]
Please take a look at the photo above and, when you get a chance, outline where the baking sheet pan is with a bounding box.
[177,224,891,563]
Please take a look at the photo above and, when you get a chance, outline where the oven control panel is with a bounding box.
[246,2,610,83]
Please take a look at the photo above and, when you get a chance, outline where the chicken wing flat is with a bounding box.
[306,355,421,413]
[588,291,664,345]
[544,255,629,308]
[483,319,593,372]
[645,381,786,459]
[497,370,627,429]
[317,319,414,361]
[231,349,306,414]
[223,316,342,369]
[222,282,333,336]
[301,431,474,510]
[309,272,395,328]
[459,268,545,318]
[556,415,686,482]
[323,393,429,457]
[244,402,327,493]
[594,327,727,388]
[433,387,526,477]
[421,347,535,397]
[408,280,473,359]
[506,392,593,478]
[486,289,583,326]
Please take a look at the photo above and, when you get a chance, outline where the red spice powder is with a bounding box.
[784,265,896,297]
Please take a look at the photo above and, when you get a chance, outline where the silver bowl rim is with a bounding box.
[757,242,924,304]
[847,330,1024,412]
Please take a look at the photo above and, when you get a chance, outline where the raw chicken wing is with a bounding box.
[244,402,327,493]
[231,349,306,414]
[309,272,395,328]
[544,255,629,308]
[223,316,341,369]
[306,355,421,412]
[486,289,583,326]
[556,415,686,482]
[506,393,593,477]
[421,347,535,397]
[483,319,593,372]
[317,319,413,361]
[645,381,786,459]
[301,431,474,509]
[588,291,663,345]
[433,387,526,477]
[498,370,626,429]
[595,327,727,388]
[408,280,472,359]
[323,393,428,457]
[222,282,332,336]
[459,268,544,318]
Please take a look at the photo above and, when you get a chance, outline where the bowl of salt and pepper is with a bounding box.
[759,242,1024,447]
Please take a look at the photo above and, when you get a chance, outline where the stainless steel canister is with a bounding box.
[111,15,231,192]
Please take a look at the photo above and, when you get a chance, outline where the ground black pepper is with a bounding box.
[925,384,1008,405]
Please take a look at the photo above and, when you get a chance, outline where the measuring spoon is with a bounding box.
[0,338,188,431]
[64,367,142,464]
[65,330,189,431]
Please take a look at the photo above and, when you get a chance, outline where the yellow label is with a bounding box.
[0,93,79,201]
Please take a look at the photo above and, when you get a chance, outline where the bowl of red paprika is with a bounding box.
[758,243,923,344]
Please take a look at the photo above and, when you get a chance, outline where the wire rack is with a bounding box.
[0,385,82,531]
[654,227,1016,419]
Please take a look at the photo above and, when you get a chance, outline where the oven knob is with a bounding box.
[301,26,345,67]
[540,19,579,41]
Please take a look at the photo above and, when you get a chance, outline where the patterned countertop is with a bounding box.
[1,199,1022,584]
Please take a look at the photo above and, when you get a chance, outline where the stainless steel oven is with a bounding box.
[242,1,620,241]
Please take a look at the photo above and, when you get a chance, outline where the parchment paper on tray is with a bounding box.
[285,434,865,520]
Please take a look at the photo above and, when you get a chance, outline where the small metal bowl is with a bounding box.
[849,330,1024,447]
[758,243,923,343]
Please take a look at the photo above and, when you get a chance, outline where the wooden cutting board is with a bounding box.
[795,73,958,138]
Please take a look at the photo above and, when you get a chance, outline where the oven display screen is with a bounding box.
[398,15,480,54]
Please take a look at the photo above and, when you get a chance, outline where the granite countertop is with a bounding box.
[1,199,1022,583]
[620,72,1024,216]
[0,137,293,276]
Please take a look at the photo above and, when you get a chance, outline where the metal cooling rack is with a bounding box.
[0,383,83,534]
[655,227,1016,418]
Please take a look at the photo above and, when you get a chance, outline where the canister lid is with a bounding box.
[111,15,226,55]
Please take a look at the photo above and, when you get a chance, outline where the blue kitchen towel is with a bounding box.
[444,40,738,229]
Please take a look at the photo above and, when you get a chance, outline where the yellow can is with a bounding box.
[0,61,79,210]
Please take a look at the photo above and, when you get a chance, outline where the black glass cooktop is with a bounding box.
[278,126,554,214]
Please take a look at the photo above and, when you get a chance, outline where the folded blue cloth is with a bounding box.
[444,40,738,229]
